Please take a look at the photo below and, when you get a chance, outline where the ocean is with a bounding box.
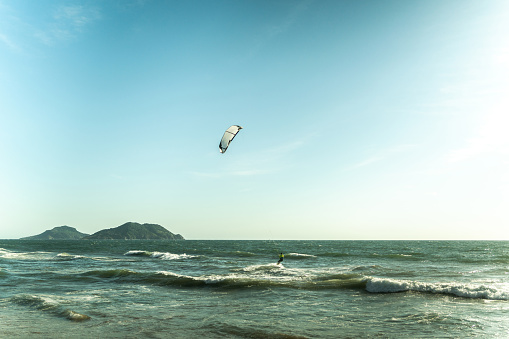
[0,240,508,338]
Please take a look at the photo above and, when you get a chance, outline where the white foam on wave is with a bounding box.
[154,252,196,260]
[242,263,283,272]
[158,271,243,284]
[201,272,292,284]
[124,250,150,256]
[202,273,240,284]
[64,292,101,302]
[0,248,12,258]
[157,267,295,286]
[11,294,91,321]
[124,250,196,260]
[56,253,86,260]
[157,271,242,285]
[365,277,509,300]
[157,271,195,279]
[0,249,53,260]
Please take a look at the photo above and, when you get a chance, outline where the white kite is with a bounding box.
[219,125,243,154]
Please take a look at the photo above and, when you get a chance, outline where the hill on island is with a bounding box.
[21,226,89,240]
[83,222,184,240]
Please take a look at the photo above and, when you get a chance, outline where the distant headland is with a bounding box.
[21,226,89,240]
[21,222,184,240]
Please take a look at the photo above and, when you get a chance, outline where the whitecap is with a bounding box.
[124,250,151,256]
[0,250,53,260]
[55,253,86,260]
[241,263,283,272]
[157,271,193,279]
[158,252,196,260]
[124,250,195,260]
[365,277,509,300]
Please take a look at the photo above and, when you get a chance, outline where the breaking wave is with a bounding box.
[240,263,284,272]
[124,250,196,260]
[55,253,86,261]
[10,294,91,321]
[0,248,52,261]
[74,267,367,290]
[71,268,509,300]
[365,277,509,300]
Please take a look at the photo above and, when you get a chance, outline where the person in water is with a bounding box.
[277,253,284,265]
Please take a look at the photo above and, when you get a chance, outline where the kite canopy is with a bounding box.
[219,125,243,153]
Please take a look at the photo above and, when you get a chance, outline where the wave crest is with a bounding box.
[55,253,86,261]
[287,253,317,259]
[10,294,91,321]
[70,267,509,300]
[124,250,196,260]
[365,277,509,300]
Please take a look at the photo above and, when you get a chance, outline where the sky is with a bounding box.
[1,0,508,240]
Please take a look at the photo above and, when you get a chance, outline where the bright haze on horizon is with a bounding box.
[1,0,508,240]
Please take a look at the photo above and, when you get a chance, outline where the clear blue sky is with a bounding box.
[1,0,508,239]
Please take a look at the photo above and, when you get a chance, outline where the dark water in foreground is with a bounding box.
[1,240,508,338]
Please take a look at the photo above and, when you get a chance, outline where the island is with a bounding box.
[82,222,184,240]
[21,226,90,240]
[20,222,184,240]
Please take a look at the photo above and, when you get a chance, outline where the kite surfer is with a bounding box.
[277,253,284,265]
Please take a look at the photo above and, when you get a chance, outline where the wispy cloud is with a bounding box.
[0,2,22,51]
[263,0,310,38]
[119,0,150,10]
[1,2,102,51]
[0,32,19,51]
[55,5,98,27]
[246,0,310,58]
[35,4,101,45]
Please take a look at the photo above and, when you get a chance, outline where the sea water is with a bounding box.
[1,240,508,338]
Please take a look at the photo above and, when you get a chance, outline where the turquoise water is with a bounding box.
[1,240,508,338]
